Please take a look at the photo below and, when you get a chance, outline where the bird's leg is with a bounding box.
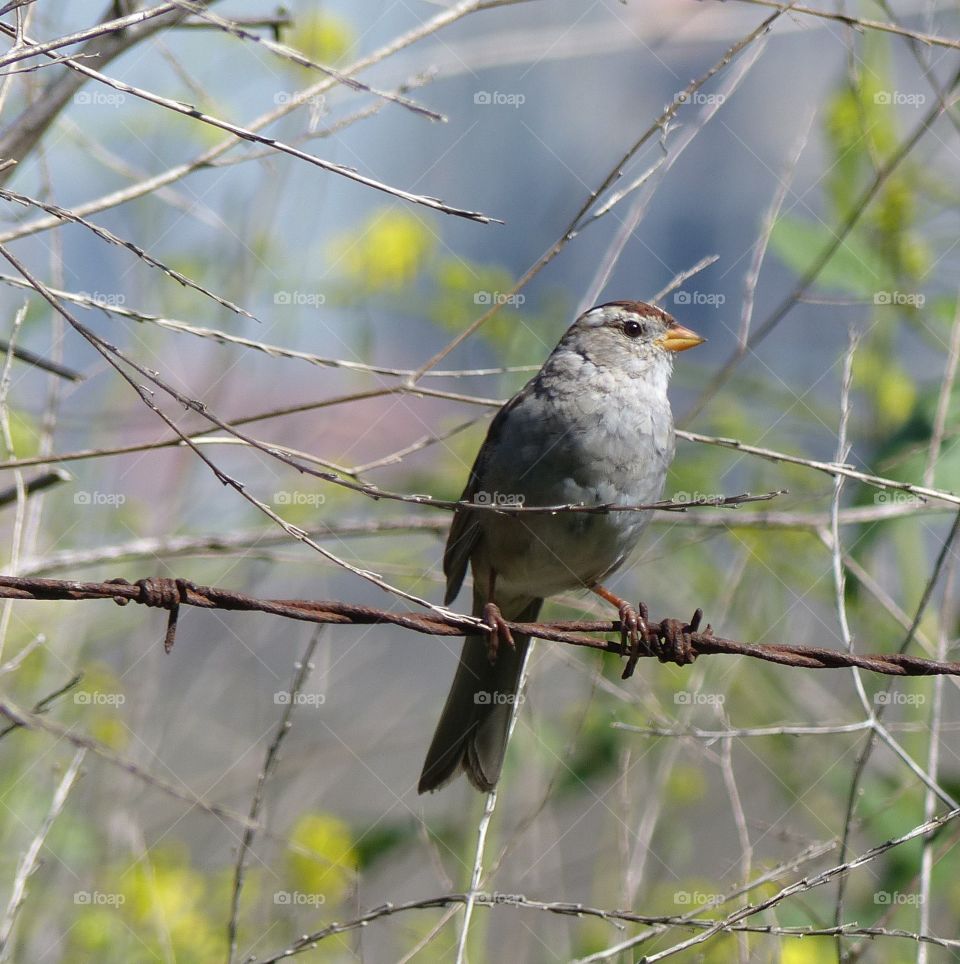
[592,588,704,678]
[482,569,516,664]
[591,584,648,665]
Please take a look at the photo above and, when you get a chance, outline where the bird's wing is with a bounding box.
[442,384,530,605]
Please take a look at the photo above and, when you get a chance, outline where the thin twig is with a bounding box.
[686,64,960,420]
[227,629,323,962]
[0,23,498,224]
[0,187,255,319]
[728,0,960,50]
[924,291,960,487]
[412,7,786,379]
[677,429,960,507]
[169,0,441,120]
[0,748,85,957]
[577,807,960,962]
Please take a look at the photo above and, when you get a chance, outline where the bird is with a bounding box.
[417,300,704,794]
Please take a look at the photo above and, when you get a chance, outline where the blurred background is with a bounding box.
[0,0,959,961]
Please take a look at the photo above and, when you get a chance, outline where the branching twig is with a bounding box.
[728,0,960,50]
[0,23,498,224]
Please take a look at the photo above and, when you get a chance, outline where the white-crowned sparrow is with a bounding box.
[418,301,704,793]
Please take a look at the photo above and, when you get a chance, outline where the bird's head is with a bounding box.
[563,301,705,375]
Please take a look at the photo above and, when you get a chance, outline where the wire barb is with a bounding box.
[1,574,958,679]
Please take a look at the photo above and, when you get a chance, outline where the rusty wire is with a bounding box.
[1,574,958,679]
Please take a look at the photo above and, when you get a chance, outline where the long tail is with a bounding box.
[418,591,542,793]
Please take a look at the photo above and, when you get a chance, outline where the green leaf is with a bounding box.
[769,216,884,296]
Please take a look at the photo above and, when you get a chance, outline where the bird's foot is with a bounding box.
[481,601,515,664]
[617,600,649,669]
[621,607,706,679]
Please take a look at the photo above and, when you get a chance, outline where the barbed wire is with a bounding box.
[1,574,957,678]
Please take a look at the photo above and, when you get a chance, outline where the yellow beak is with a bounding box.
[659,322,705,353]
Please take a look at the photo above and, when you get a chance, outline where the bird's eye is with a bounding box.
[623,319,643,338]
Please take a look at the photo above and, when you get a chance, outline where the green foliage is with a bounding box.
[285,811,356,907]
[769,217,884,296]
[287,11,354,66]
[771,33,929,307]
[61,662,129,750]
[3,407,40,458]
[555,695,623,794]
[68,846,224,962]
[354,820,418,870]
[326,205,568,366]
[329,210,436,292]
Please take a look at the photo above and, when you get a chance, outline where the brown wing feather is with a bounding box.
[442,482,481,604]
[442,384,531,605]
